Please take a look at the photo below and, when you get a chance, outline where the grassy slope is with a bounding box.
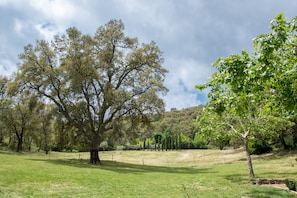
[0,149,296,198]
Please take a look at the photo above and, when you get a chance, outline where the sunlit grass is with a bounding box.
[0,149,296,197]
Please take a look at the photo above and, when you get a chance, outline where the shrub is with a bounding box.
[123,145,142,150]
[249,139,272,155]
[193,133,208,149]
[285,179,297,191]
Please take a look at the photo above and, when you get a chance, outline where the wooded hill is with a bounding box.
[136,105,297,154]
[132,105,206,150]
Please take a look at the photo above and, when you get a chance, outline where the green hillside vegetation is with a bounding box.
[138,105,206,151]
[116,104,297,154]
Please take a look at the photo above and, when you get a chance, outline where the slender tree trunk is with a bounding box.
[16,138,23,152]
[44,129,49,154]
[27,136,32,152]
[279,130,289,150]
[0,131,3,143]
[45,144,49,154]
[243,136,255,178]
[16,130,24,152]
[143,138,146,150]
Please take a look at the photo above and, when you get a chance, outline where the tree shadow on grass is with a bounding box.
[225,171,297,184]
[257,171,297,178]
[29,158,213,175]
[98,160,213,174]
[246,186,297,198]
[224,173,248,183]
[253,150,297,161]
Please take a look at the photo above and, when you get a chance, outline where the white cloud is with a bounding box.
[161,57,214,110]
[34,22,58,41]
[0,59,17,76]
[163,91,202,111]
[165,58,214,90]
[1,0,297,110]
[13,18,23,34]
[29,0,89,22]
[0,0,23,7]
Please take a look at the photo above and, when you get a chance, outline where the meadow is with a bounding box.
[0,149,297,197]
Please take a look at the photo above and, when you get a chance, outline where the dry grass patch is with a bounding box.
[96,148,247,167]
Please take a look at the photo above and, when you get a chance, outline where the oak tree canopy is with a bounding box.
[15,20,168,163]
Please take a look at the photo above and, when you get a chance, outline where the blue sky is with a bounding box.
[1,0,297,110]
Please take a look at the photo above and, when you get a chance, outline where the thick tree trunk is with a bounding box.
[244,136,255,178]
[90,149,100,164]
[89,138,100,164]
[15,128,24,152]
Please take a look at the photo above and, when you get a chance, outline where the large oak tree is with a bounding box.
[15,20,168,163]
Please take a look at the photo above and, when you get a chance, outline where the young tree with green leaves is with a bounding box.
[15,20,168,163]
[196,13,296,177]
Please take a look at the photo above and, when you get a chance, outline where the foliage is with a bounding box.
[285,179,297,191]
[0,82,40,152]
[197,109,232,150]
[150,106,203,149]
[196,13,297,177]
[193,133,208,149]
[249,138,272,155]
[13,20,168,162]
[179,133,192,149]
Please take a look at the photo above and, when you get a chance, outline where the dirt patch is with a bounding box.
[254,179,297,194]
[255,179,285,185]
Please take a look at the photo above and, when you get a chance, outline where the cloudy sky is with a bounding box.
[0,0,296,110]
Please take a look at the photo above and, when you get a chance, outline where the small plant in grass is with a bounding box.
[285,179,297,191]
[182,184,199,198]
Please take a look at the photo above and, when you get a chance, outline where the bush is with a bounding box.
[179,134,192,149]
[285,179,297,191]
[0,142,9,151]
[249,139,272,155]
[193,133,208,149]
[123,145,142,150]
[229,137,243,149]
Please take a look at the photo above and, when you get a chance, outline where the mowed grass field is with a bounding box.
[0,149,297,198]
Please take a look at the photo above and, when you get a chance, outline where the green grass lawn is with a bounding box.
[0,149,296,197]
